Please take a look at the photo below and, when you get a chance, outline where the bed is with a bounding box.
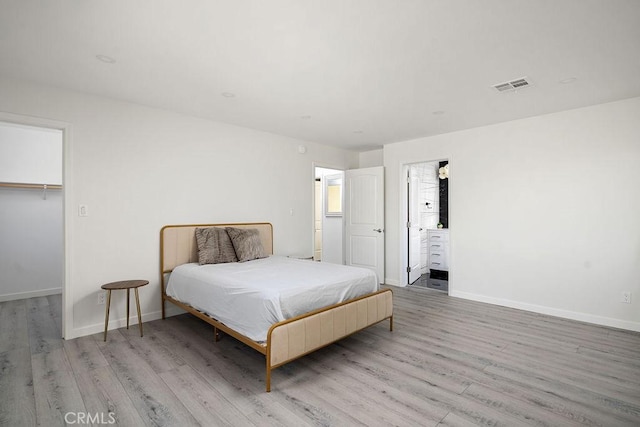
[160,222,393,392]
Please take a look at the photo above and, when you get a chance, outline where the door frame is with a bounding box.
[312,163,345,263]
[0,111,72,339]
[399,157,452,289]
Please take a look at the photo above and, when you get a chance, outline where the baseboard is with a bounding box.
[384,278,403,287]
[67,304,187,340]
[0,287,62,302]
[450,290,640,332]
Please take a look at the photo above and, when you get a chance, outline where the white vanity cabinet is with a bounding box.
[427,229,449,273]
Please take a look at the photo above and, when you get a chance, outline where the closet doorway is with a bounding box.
[0,120,64,337]
[313,166,344,264]
[405,160,449,293]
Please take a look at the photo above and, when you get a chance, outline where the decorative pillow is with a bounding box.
[195,227,238,265]
[225,227,267,262]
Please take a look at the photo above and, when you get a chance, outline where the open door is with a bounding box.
[345,166,384,283]
[408,167,421,284]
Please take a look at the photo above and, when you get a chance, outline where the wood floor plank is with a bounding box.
[144,319,266,400]
[499,341,640,397]
[0,347,36,426]
[73,365,146,427]
[244,400,315,427]
[344,331,478,394]
[159,364,254,426]
[31,347,86,426]
[46,293,62,330]
[302,337,531,426]
[446,352,638,426]
[299,350,448,426]
[606,327,640,344]
[146,318,316,426]
[484,362,640,425]
[362,327,629,426]
[94,330,199,426]
[63,335,110,373]
[157,315,384,426]
[461,382,586,426]
[26,296,62,355]
[0,299,29,353]
[363,321,503,370]
[274,375,390,426]
[119,324,186,374]
[577,344,640,372]
[437,411,485,427]
[147,318,311,419]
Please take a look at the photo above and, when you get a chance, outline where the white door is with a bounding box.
[408,167,421,284]
[345,166,384,283]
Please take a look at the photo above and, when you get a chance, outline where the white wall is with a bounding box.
[0,122,63,185]
[0,188,63,300]
[384,97,640,331]
[0,76,358,338]
[358,149,383,168]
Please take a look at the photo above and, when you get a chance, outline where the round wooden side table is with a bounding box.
[101,279,148,341]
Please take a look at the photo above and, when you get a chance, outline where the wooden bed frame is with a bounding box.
[160,222,393,392]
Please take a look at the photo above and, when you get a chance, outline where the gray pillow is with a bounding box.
[225,227,267,262]
[195,227,238,265]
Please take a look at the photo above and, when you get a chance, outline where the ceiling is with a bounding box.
[1,1,639,151]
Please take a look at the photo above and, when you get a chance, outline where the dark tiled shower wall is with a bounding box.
[439,160,449,228]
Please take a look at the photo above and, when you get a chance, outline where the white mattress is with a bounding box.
[165,256,379,342]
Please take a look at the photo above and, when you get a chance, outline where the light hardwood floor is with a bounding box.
[1,288,639,426]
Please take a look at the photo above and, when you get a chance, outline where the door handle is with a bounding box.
[373,228,384,233]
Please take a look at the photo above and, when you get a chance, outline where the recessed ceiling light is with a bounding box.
[96,54,116,64]
[432,111,445,115]
[221,92,236,98]
[300,115,312,120]
[559,77,578,84]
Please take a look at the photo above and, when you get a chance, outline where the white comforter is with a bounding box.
[165,256,378,342]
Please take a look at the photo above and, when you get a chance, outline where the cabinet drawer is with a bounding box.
[427,230,449,242]
[428,258,448,271]
[428,242,446,252]
[427,228,449,272]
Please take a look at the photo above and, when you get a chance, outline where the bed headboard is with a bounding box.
[160,222,274,274]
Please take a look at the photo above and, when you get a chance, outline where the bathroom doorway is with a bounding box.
[313,166,344,264]
[405,160,449,292]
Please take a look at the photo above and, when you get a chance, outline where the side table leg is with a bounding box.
[135,288,143,337]
[103,290,112,342]
[126,288,130,329]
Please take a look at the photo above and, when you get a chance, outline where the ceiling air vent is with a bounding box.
[492,77,532,93]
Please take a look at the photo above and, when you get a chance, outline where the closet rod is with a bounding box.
[0,182,62,190]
